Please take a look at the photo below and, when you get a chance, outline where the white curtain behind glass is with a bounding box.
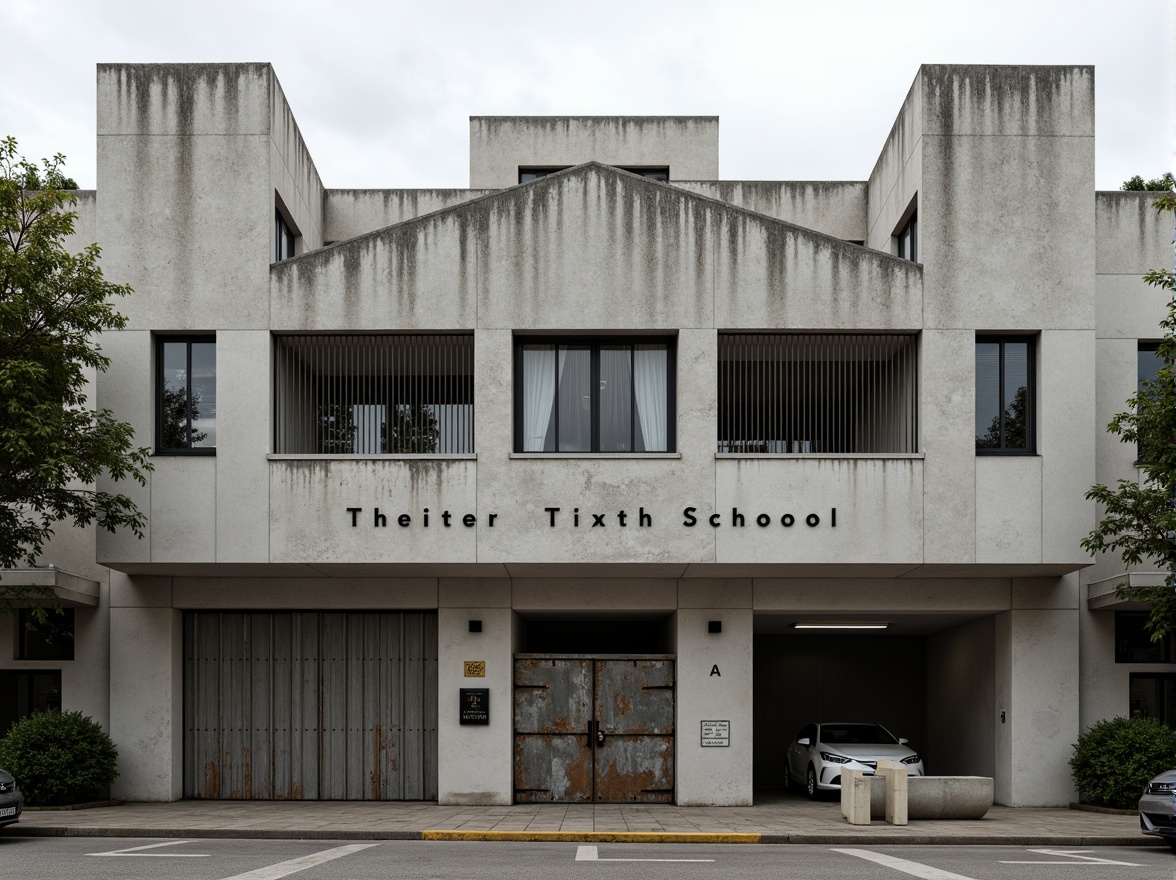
[633,345,668,452]
[522,347,556,451]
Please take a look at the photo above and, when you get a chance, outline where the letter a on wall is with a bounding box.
[710,664,721,677]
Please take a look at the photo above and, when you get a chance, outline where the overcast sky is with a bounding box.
[3,0,1172,190]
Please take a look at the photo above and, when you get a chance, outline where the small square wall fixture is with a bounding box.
[469,620,483,633]
[708,620,722,634]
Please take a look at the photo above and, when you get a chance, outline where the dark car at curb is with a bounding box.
[1140,768,1176,849]
[0,769,22,829]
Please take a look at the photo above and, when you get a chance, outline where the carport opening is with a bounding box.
[519,614,672,654]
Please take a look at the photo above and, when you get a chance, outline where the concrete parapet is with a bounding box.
[870,775,994,820]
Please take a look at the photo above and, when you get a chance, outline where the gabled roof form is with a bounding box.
[271,163,922,332]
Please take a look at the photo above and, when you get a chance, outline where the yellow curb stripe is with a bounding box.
[421,830,760,844]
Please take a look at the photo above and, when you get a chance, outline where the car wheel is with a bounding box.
[806,765,818,800]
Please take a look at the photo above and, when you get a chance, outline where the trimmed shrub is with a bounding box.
[1070,715,1176,809]
[0,710,118,806]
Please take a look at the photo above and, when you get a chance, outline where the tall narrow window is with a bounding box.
[514,338,674,453]
[157,337,217,453]
[1138,342,1163,462]
[274,335,474,455]
[896,211,917,262]
[975,337,1034,453]
[717,334,919,454]
[275,210,296,261]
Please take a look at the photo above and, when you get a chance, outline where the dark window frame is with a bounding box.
[518,166,671,184]
[975,335,1036,455]
[512,336,677,453]
[274,209,296,262]
[1130,672,1176,729]
[156,335,217,456]
[896,211,917,262]
[1116,611,1176,663]
[1137,341,1163,464]
[17,608,75,661]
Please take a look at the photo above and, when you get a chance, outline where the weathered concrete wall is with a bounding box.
[470,116,719,188]
[324,189,496,241]
[673,181,867,242]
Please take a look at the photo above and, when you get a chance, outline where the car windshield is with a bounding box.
[820,724,897,745]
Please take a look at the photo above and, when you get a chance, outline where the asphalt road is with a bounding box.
[0,838,1171,880]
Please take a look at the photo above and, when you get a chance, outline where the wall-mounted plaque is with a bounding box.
[701,720,730,747]
[460,688,489,725]
[463,660,486,677]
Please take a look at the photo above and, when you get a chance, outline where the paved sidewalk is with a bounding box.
[4,793,1153,846]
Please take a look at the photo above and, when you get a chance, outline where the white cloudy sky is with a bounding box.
[3,0,1172,190]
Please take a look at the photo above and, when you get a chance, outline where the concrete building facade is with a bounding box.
[0,62,1171,808]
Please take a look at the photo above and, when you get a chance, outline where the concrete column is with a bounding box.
[994,597,1079,805]
[108,573,181,800]
[674,600,752,806]
[436,579,514,805]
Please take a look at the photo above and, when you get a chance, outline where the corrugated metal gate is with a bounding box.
[183,612,437,800]
[513,655,674,803]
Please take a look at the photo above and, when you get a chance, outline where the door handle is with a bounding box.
[596,724,605,746]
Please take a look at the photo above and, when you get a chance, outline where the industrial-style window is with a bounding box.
[518,166,670,184]
[1138,342,1163,462]
[896,211,917,262]
[275,210,296,261]
[17,609,74,661]
[1116,611,1175,663]
[975,336,1034,453]
[514,338,675,453]
[717,333,919,454]
[274,334,473,454]
[157,337,217,454]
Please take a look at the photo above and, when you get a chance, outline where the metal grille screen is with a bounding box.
[718,333,919,454]
[183,612,438,800]
[274,334,473,454]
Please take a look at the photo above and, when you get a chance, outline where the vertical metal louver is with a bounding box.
[717,333,919,454]
[274,334,474,454]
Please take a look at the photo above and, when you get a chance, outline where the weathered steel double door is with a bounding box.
[513,655,674,803]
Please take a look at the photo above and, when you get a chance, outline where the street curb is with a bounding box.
[421,831,761,843]
[6,826,1165,847]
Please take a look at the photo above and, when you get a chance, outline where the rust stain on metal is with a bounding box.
[202,760,220,799]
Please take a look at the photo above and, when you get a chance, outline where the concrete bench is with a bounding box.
[844,769,994,825]
[869,775,994,820]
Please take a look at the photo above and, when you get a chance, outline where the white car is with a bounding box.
[1139,768,1176,849]
[786,721,925,799]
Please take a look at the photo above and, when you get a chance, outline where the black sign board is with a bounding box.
[459,688,489,725]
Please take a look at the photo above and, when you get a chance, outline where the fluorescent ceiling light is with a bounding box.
[793,623,889,630]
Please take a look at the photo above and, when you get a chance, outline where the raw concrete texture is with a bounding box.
[870,775,994,820]
[324,189,498,241]
[927,617,995,778]
[436,607,514,805]
[675,608,753,806]
[674,181,867,242]
[470,116,719,188]
[975,456,1041,564]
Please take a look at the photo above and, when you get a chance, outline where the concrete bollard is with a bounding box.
[877,760,908,826]
[842,767,871,825]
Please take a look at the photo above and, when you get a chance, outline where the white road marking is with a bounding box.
[574,843,714,863]
[87,839,208,857]
[833,848,977,880]
[999,848,1143,866]
[215,843,381,880]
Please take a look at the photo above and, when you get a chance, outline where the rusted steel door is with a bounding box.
[513,655,674,803]
[183,611,437,800]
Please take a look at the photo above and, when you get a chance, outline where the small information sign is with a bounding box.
[459,688,490,725]
[700,720,730,747]
[463,660,486,677]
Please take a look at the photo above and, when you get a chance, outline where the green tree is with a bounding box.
[1122,173,1174,192]
[1082,187,1176,641]
[0,137,151,617]
[386,403,439,453]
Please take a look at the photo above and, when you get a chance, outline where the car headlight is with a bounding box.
[820,751,852,764]
[900,754,921,765]
[1148,781,1176,795]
